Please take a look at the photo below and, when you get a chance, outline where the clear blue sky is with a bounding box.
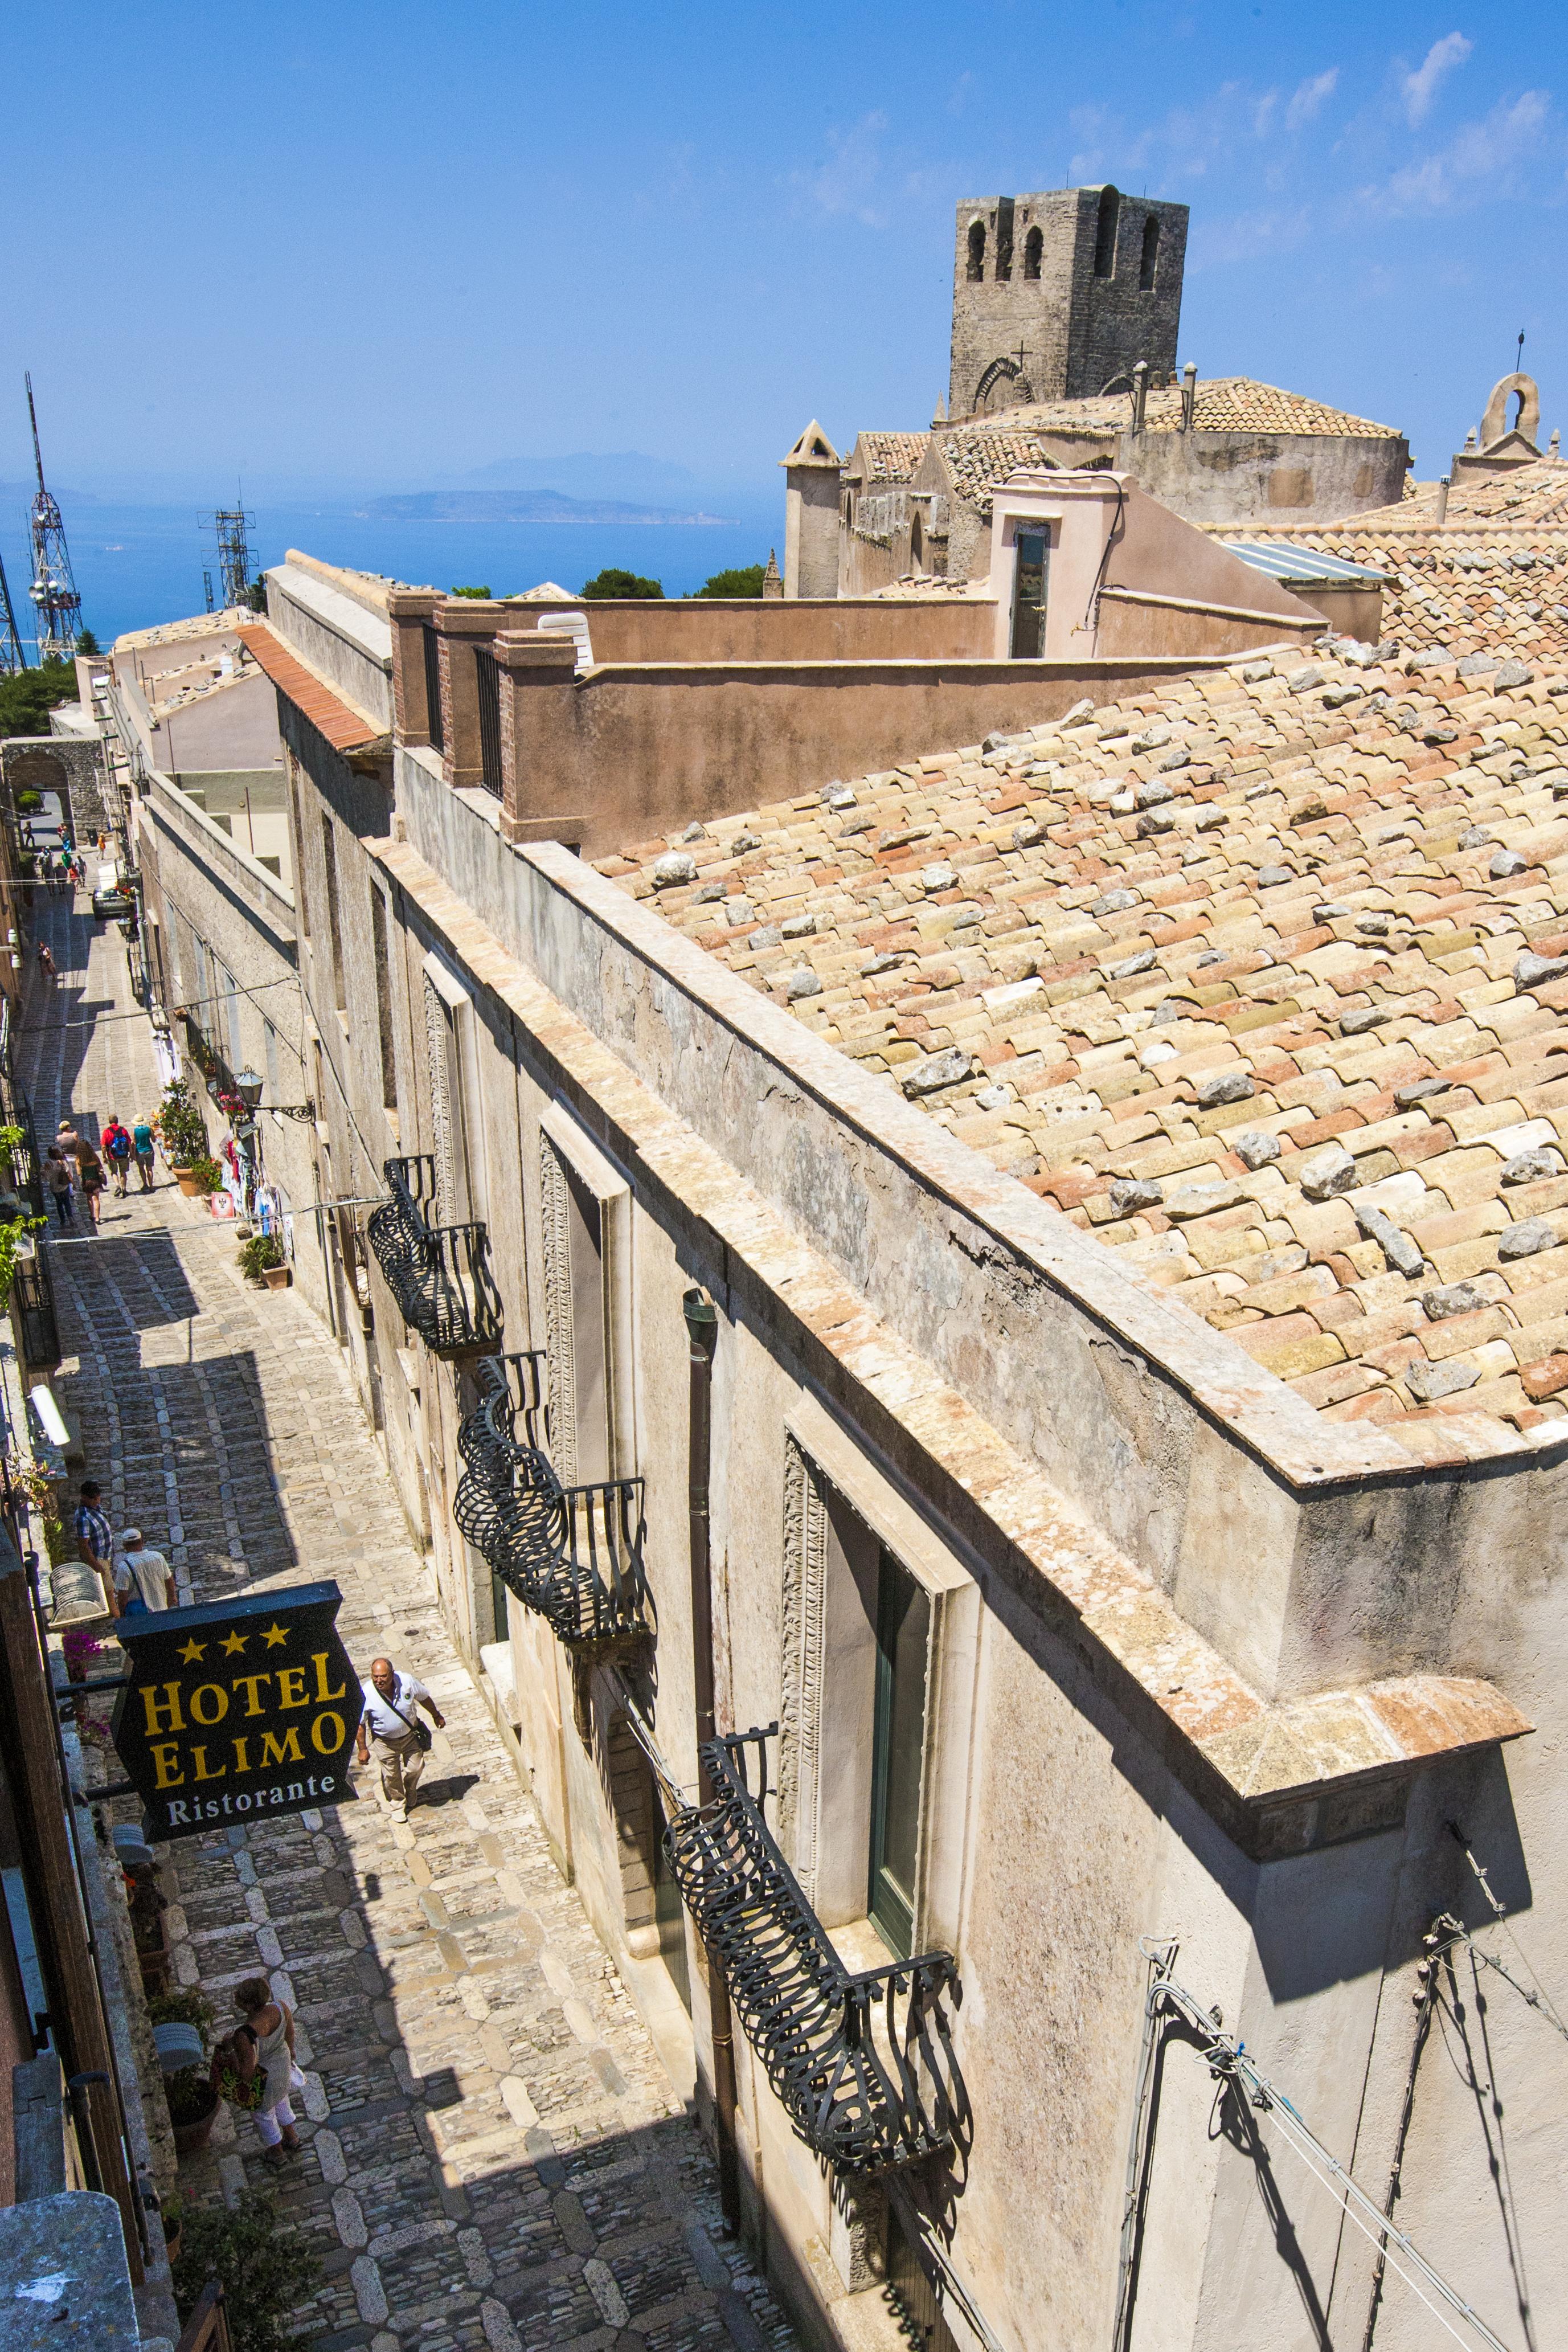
[2,0,1565,500]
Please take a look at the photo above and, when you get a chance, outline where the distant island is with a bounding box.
[357,489,738,526]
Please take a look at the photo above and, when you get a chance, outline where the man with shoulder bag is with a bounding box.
[354,1654,445,1817]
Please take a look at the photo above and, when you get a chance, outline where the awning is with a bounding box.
[236,621,386,753]
[1227,541,1386,591]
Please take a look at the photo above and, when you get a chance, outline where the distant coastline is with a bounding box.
[357,489,738,527]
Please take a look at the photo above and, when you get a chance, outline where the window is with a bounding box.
[422,625,444,752]
[219,962,242,1071]
[1010,528,1051,658]
[474,647,503,797]
[965,219,985,280]
[538,1104,633,1485]
[1024,223,1043,279]
[994,195,1014,280]
[320,816,346,1012]
[370,888,398,1111]
[1094,183,1120,279]
[868,1547,930,1958]
[1139,213,1160,290]
[263,1018,280,1098]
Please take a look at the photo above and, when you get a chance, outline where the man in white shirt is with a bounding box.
[113,1528,175,1617]
[353,1656,445,1816]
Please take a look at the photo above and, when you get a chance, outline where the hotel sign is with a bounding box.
[110,1583,363,1841]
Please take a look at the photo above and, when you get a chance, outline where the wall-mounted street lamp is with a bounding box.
[234,1066,317,1123]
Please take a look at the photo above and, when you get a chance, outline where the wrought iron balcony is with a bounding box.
[453,1352,648,1646]
[366,1155,504,1359]
[664,1729,967,2179]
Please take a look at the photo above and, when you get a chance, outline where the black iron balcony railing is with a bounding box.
[366,1155,504,1359]
[664,1728,967,2179]
[453,1351,648,1646]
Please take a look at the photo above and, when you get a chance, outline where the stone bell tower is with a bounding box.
[948,185,1188,421]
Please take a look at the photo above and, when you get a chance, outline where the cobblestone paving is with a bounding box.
[28,895,796,2352]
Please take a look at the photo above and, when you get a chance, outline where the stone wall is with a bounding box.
[2,734,114,842]
[949,187,1188,419]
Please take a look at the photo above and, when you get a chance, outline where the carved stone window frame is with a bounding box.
[780,1392,981,1958]
[537,1100,636,1485]
[421,948,486,1225]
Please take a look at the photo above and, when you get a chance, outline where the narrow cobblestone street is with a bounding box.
[26,895,797,2352]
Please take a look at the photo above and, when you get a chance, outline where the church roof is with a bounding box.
[850,432,931,484]
[989,377,1401,442]
[935,424,1065,516]
[1348,459,1568,533]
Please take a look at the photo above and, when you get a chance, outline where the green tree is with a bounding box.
[75,628,101,655]
[246,578,267,613]
[696,564,767,599]
[450,584,492,599]
[579,568,663,600]
[0,658,81,738]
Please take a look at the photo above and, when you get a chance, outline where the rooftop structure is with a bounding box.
[600,591,1568,1462]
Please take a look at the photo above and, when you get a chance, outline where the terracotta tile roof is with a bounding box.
[939,425,1068,516]
[236,622,383,752]
[999,377,1400,442]
[602,617,1568,1462]
[1346,459,1568,533]
[854,432,930,485]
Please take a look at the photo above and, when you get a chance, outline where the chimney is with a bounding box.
[1131,360,1148,434]
[1180,362,1197,432]
[1434,476,1451,527]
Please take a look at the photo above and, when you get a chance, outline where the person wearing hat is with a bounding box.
[113,1528,175,1618]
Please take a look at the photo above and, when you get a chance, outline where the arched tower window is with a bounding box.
[1093,186,1120,280]
[1024,225,1043,280]
[1139,214,1160,290]
[966,219,986,281]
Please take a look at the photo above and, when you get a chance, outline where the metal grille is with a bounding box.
[365,1155,503,1359]
[453,1353,648,1647]
[422,625,444,752]
[474,647,503,797]
[664,1731,967,2178]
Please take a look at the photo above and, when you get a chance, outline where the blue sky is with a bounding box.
[2,0,1565,500]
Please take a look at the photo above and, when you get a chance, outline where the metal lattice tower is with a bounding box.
[24,373,83,662]
[202,502,256,609]
[0,551,26,673]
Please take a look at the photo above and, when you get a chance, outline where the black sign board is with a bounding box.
[110,1582,364,1842]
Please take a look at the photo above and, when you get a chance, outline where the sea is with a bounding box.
[1,494,780,652]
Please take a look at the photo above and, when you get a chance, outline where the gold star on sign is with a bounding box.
[221,1629,248,1656]
[263,1622,288,1649]
[178,1637,207,1664]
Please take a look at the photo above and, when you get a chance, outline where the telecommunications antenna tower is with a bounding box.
[0,551,26,674]
[24,373,83,661]
[201,499,256,610]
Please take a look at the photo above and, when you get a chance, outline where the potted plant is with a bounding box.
[62,1625,104,1718]
[238,1232,289,1290]
[153,1078,208,1189]
[164,2063,220,2157]
[161,2187,185,2267]
[132,1876,171,1993]
[185,1155,225,1199]
[171,2189,321,2352]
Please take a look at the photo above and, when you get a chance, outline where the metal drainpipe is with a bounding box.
[682,1285,742,2236]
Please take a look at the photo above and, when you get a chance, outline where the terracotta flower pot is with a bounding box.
[261,1263,292,1291]
[163,2214,183,2265]
[174,1168,201,1198]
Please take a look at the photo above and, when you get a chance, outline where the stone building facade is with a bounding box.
[230,543,1568,2352]
[949,186,1189,419]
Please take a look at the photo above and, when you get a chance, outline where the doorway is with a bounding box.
[1009,528,1050,657]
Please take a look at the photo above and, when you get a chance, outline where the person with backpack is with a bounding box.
[212,1976,304,2167]
[132,1115,157,1192]
[102,1115,133,1197]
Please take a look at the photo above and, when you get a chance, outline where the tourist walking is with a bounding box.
[215,1977,304,2169]
[44,1148,75,1229]
[35,942,55,981]
[74,1480,114,1613]
[76,1141,106,1229]
[102,1115,133,1196]
[132,1115,156,1191]
[354,1654,445,1817]
[112,1527,175,1617]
